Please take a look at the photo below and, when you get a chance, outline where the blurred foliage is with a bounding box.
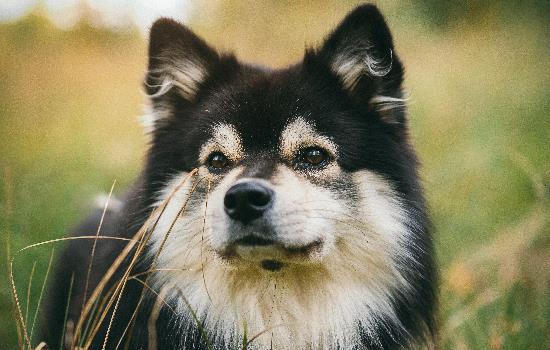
[415,0,550,29]
[1,1,549,349]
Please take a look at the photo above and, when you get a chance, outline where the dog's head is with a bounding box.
[142,5,434,348]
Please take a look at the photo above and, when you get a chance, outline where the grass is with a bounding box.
[1,1,549,349]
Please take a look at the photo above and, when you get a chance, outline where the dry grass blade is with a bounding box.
[7,170,197,349]
[4,167,23,348]
[29,247,55,345]
[34,342,48,350]
[100,267,134,349]
[13,236,136,254]
[78,295,100,348]
[152,176,204,266]
[129,277,176,315]
[246,324,287,348]
[130,268,196,280]
[116,175,203,349]
[9,252,32,349]
[25,261,37,330]
[8,234,134,350]
[79,274,123,347]
[200,177,213,303]
[8,235,136,350]
[73,233,143,345]
[60,274,75,350]
[146,287,166,350]
[85,170,198,349]
[117,279,177,349]
[83,180,117,310]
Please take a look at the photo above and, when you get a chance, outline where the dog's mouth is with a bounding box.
[221,235,324,271]
[235,235,275,246]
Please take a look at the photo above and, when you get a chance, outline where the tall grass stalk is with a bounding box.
[59,274,74,350]
[29,248,55,346]
[82,180,117,310]
[24,261,37,331]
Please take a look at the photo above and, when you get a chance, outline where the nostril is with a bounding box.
[248,190,271,207]
[224,192,237,210]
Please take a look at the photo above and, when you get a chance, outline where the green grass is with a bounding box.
[1,2,549,349]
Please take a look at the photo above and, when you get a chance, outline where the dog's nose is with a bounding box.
[224,181,273,224]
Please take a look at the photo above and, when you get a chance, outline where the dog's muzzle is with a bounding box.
[221,180,323,271]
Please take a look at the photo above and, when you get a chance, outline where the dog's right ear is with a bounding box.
[145,18,220,103]
[305,5,406,124]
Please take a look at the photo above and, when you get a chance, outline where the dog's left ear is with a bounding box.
[307,5,406,122]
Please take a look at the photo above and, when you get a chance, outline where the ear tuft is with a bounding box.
[314,5,403,99]
[331,47,393,90]
[146,18,219,102]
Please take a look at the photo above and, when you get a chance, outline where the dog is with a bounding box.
[42,4,437,349]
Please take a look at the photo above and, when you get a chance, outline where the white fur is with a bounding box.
[199,123,244,163]
[370,95,407,112]
[148,159,416,349]
[139,102,175,133]
[331,48,393,90]
[279,116,338,161]
[146,57,207,101]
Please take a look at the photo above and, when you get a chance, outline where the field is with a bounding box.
[1,1,549,349]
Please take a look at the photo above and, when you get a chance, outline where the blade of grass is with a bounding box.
[8,235,136,350]
[241,320,248,350]
[9,250,32,349]
[83,170,198,349]
[25,261,37,333]
[79,271,121,348]
[117,176,203,349]
[73,234,147,344]
[246,324,287,348]
[59,273,74,350]
[4,167,23,349]
[29,247,55,345]
[8,170,192,348]
[175,288,213,350]
[83,180,117,310]
[34,342,48,350]
[200,177,213,303]
[78,292,100,348]
[13,236,136,253]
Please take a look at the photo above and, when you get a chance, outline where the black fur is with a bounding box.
[42,5,437,349]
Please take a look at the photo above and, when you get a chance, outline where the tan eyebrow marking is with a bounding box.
[199,123,244,163]
[279,116,338,160]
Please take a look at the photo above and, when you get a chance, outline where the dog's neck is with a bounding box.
[154,250,408,349]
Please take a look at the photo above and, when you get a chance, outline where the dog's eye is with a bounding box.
[207,152,230,170]
[299,147,330,167]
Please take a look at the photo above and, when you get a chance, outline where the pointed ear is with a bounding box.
[310,5,406,120]
[145,18,219,102]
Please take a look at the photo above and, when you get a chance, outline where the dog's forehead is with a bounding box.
[199,71,337,156]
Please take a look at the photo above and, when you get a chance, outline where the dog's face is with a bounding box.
[142,6,434,349]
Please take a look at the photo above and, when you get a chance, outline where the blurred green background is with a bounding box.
[1,1,549,349]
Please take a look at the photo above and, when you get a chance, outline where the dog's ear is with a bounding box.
[145,18,219,103]
[307,5,406,123]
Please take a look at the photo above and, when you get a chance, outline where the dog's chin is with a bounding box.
[217,237,325,272]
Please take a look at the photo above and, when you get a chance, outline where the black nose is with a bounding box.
[224,181,273,224]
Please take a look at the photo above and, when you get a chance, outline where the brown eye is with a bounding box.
[207,152,229,170]
[301,147,329,167]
